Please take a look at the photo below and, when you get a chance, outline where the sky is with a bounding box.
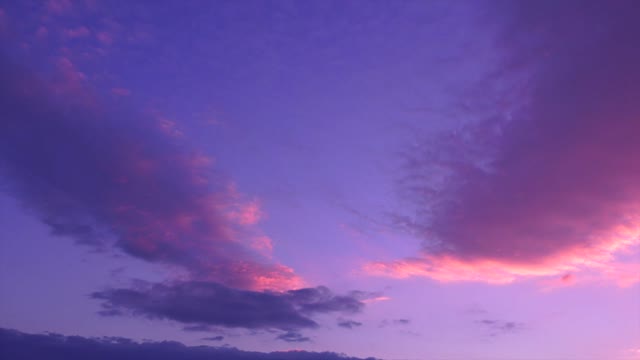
[0,1,639,360]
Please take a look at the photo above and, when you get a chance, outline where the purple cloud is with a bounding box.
[0,328,378,360]
[0,54,301,291]
[367,0,640,285]
[92,281,364,331]
[337,320,363,329]
[201,335,224,342]
[276,331,311,343]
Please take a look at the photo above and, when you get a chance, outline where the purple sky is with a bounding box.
[0,1,639,360]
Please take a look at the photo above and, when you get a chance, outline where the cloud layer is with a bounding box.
[0,328,378,360]
[369,0,640,285]
[92,281,364,331]
[0,54,299,291]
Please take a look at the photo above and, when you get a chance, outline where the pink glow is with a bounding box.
[365,222,640,286]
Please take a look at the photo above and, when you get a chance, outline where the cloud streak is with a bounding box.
[368,0,640,285]
[0,54,300,291]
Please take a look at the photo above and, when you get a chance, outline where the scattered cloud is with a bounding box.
[379,319,410,328]
[368,0,640,286]
[0,328,378,360]
[276,331,310,343]
[201,335,224,342]
[337,319,363,329]
[475,319,525,337]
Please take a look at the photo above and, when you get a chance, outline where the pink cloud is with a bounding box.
[0,57,303,292]
[227,199,263,225]
[250,235,274,256]
[369,2,640,287]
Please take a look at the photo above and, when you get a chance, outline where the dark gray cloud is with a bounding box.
[0,328,378,360]
[92,281,364,331]
[337,320,363,329]
[275,331,310,343]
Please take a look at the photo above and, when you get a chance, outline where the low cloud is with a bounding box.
[276,331,310,343]
[92,281,364,331]
[0,328,378,360]
[201,336,224,342]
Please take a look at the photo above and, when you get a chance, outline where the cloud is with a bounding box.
[337,320,363,329]
[0,54,301,291]
[111,87,131,96]
[92,281,364,331]
[64,26,90,39]
[379,319,410,328]
[46,0,72,15]
[475,319,525,337]
[201,336,224,342]
[276,331,310,343]
[96,31,113,45]
[0,328,378,360]
[368,0,640,285]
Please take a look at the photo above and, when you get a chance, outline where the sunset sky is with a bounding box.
[0,1,639,360]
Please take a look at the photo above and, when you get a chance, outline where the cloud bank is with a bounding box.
[368,0,640,285]
[0,328,378,360]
